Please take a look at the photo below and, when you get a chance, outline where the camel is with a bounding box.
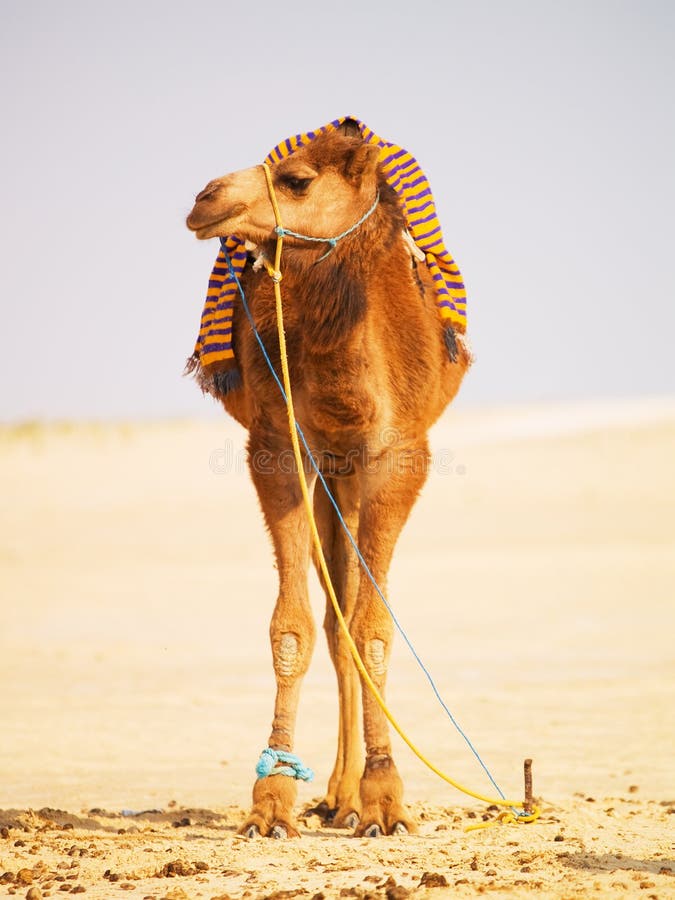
[186,122,470,838]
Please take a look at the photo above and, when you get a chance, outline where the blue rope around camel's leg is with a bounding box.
[256,747,314,782]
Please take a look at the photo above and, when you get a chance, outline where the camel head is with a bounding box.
[186,124,381,249]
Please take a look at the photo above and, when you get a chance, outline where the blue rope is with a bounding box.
[256,747,314,781]
[275,192,380,262]
[221,242,511,809]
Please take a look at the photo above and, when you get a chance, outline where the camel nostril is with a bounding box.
[195,182,220,203]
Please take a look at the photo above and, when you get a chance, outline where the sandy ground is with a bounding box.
[1,400,674,899]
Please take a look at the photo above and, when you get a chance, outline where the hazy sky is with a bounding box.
[1,0,673,420]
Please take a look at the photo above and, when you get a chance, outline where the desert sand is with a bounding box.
[1,400,673,899]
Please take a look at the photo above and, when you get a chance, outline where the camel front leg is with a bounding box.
[310,475,363,829]
[240,449,317,839]
[351,448,430,836]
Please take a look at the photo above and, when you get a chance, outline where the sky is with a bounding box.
[1,0,673,420]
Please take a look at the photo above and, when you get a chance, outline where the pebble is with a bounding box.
[385,887,409,900]
[25,889,43,900]
[419,873,448,888]
[161,888,189,900]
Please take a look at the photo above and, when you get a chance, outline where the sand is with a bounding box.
[1,400,673,899]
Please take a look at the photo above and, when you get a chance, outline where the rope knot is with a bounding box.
[255,747,314,782]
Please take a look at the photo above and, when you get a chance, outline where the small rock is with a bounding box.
[386,887,409,900]
[1,827,10,839]
[485,870,496,877]
[629,785,639,793]
[17,870,34,886]
[162,890,190,900]
[419,873,448,888]
[158,861,193,878]
[26,888,43,900]
[554,835,564,842]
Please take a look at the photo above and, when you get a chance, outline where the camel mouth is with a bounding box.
[186,202,248,240]
[190,217,235,240]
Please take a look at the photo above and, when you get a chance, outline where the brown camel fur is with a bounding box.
[186,124,470,838]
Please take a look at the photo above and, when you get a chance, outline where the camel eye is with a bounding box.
[281,175,313,195]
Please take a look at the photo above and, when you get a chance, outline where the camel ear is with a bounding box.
[344,143,380,183]
[338,118,362,139]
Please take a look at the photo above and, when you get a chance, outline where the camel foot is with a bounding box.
[306,800,335,822]
[355,755,416,838]
[305,801,360,830]
[239,774,300,839]
[341,811,360,830]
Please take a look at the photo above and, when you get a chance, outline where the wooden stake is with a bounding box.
[524,758,533,814]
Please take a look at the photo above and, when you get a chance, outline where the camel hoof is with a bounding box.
[245,825,260,838]
[271,824,288,840]
[391,822,408,835]
[307,801,334,821]
[343,812,360,830]
[364,823,382,838]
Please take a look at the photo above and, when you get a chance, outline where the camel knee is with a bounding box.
[353,629,392,683]
[271,628,315,680]
[364,638,387,677]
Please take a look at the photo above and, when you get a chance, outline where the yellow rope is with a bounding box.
[260,163,539,830]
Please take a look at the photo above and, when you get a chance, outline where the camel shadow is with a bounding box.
[0,806,238,836]
[562,852,674,877]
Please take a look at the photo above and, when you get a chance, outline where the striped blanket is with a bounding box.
[187,117,467,381]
